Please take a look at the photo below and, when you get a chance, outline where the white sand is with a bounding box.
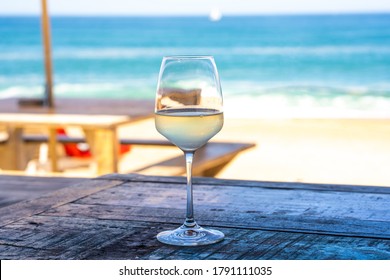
[4,117,389,187]
[119,118,390,187]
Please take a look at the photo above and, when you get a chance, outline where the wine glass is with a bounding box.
[154,55,224,246]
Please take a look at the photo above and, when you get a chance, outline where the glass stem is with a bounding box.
[184,151,196,227]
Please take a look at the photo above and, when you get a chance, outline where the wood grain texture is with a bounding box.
[0,175,86,208]
[0,216,388,260]
[0,174,389,260]
[102,173,390,194]
[0,178,122,227]
[44,180,390,238]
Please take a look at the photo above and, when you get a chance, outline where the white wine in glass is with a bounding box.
[155,55,224,246]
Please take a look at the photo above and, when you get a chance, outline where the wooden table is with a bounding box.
[0,175,86,209]
[0,97,154,116]
[0,174,389,260]
[0,98,154,174]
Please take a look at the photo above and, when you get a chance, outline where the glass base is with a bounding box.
[157,223,224,246]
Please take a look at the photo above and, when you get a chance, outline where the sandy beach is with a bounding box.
[118,117,390,187]
[4,115,389,188]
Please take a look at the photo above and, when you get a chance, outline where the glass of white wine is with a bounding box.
[155,55,224,246]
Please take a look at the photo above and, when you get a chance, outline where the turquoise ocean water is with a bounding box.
[1,14,390,118]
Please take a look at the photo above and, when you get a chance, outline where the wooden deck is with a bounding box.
[0,174,389,260]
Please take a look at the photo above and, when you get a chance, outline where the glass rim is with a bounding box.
[163,55,214,60]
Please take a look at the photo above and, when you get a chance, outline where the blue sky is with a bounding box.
[1,0,390,15]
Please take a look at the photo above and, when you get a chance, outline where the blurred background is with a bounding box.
[1,1,390,186]
[1,0,390,118]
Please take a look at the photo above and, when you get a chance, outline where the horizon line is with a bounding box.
[1,11,390,17]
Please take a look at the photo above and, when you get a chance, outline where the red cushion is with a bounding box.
[56,128,131,158]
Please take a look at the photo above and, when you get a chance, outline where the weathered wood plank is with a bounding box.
[74,182,390,221]
[0,216,388,260]
[0,175,86,208]
[102,173,390,194]
[0,178,123,227]
[0,174,389,260]
[0,215,145,260]
[0,175,85,189]
[64,179,389,239]
[43,202,390,239]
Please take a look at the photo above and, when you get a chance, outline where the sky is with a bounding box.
[1,0,390,16]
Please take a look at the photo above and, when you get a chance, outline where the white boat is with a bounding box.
[209,9,222,22]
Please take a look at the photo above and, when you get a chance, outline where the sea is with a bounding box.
[1,14,390,118]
